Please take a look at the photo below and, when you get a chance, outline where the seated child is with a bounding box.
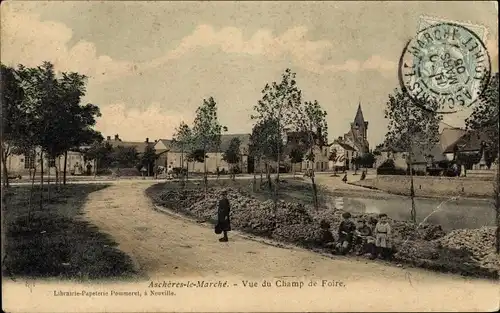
[319,220,335,249]
[354,218,373,256]
[336,212,356,255]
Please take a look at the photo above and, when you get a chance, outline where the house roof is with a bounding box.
[155,139,183,153]
[443,130,489,153]
[107,139,154,152]
[440,127,466,152]
[410,143,447,164]
[210,133,251,153]
[332,139,357,151]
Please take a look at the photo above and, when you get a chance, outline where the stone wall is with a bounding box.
[356,175,496,198]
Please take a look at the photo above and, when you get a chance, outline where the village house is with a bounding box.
[282,131,330,173]
[373,126,497,174]
[375,138,446,172]
[329,138,358,171]
[3,147,89,178]
[154,133,252,174]
[443,129,497,170]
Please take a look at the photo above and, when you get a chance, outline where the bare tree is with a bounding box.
[383,88,442,223]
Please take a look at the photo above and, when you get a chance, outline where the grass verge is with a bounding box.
[2,184,141,281]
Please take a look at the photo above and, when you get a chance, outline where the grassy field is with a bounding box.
[2,184,141,281]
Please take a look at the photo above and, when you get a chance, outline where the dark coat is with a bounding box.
[338,220,356,242]
[217,198,231,232]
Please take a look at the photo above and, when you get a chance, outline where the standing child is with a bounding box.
[337,212,356,255]
[374,213,392,260]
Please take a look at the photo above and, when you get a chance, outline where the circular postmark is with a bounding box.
[398,22,491,114]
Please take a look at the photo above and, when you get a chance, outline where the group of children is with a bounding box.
[321,212,393,260]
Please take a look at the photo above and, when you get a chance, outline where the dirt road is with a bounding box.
[80,181,498,312]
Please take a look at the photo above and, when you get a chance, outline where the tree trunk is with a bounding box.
[180,146,186,188]
[253,172,257,192]
[275,145,280,203]
[408,152,416,223]
[94,159,97,179]
[203,147,208,194]
[39,151,44,210]
[311,173,318,210]
[259,157,263,185]
[27,163,37,227]
[308,146,319,209]
[266,163,272,192]
[47,161,51,201]
[1,152,9,188]
[63,151,68,185]
[215,148,219,180]
[55,157,60,189]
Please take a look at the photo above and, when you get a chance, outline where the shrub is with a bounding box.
[172,167,187,177]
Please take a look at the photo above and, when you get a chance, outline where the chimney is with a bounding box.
[145,138,149,143]
[107,136,111,141]
[114,134,119,141]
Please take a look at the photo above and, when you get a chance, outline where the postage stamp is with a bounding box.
[417,15,488,42]
[398,22,492,113]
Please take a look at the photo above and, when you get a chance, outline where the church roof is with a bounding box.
[353,103,365,127]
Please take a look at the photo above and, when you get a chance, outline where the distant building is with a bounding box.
[443,129,497,170]
[282,130,330,173]
[439,127,466,160]
[154,133,252,174]
[330,137,358,171]
[105,134,155,154]
[3,148,88,177]
[374,126,493,172]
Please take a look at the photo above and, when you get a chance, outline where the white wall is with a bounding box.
[4,149,89,176]
[160,151,249,173]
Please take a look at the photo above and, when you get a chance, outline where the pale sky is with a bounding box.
[1,1,498,146]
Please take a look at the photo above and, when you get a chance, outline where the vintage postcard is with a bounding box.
[1,1,499,312]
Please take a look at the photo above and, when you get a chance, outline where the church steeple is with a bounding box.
[354,102,365,127]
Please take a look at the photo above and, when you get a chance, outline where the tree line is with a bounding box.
[170,69,330,209]
[1,62,102,188]
[1,61,104,225]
